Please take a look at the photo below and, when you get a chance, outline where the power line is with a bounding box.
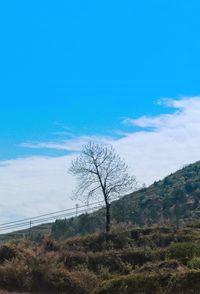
[0,206,103,232]
[0,201,104,226]
[0,202,105,233]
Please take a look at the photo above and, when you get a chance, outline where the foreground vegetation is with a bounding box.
[1,225,200,293]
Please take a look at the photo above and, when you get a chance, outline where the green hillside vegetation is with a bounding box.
[1,225,200,293]
[51,161,200,239]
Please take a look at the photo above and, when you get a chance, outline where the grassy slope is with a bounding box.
[1,225,200,293]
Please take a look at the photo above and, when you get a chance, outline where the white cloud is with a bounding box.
[0,156,76,223]
[1,97,200,223]
[115,97,200,184]
[20,136,114,151]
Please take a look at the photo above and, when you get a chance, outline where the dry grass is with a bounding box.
[0,226,199,293]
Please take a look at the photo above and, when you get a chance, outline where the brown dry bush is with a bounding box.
[42,238,59,252]
[0,245,99,294]
[63,249,163,274]
[62,231,134,252]
[0,245,17,263]
[0,258,30,292]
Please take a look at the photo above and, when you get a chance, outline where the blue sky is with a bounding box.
[2,1,200,221]
[2,0,200,160]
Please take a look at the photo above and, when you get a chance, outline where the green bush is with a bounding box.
[167,243,200,259]
[187,257,200,269]
[93,270,200,294]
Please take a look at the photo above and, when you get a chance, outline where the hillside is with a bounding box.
[1,225,200,293]
[51,161,200,239]
[112,160,200,225]
[0,223,52,244]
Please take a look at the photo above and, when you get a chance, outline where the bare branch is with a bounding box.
[69,141,137,232]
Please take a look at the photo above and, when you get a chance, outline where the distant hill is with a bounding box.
[112,160,200,225]
[0,223,52,243]
[51,161,200,239]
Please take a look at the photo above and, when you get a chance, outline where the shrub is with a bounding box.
[42,238,59,252]
[93,272,170,294]
[64,248,155,275]
[71,271,99,293]
[41,267,84,293]
[97,265,111,280]
[32,266,98,293]
[0,258,30,291]
[119,249,154,265]
[137,260,185,274]
[0,254,97,294]
[62,231,133,252]
[93,270,200,294]
[187,257,200,269]
[0,245,16,263]
[64,252,88,269]
[167,243,200,259]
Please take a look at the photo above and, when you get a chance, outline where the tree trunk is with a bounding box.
[106,203,110,232]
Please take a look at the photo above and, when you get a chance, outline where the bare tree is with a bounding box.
[69,142,136,232]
